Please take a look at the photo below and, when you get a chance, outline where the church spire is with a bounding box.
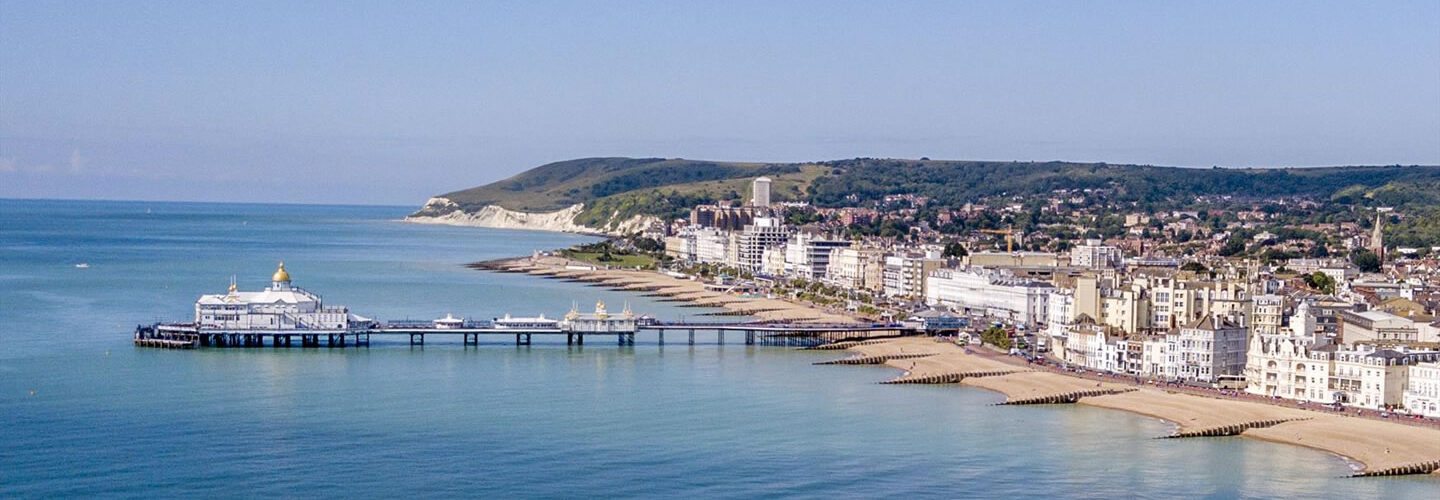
[1371,212,1385,263]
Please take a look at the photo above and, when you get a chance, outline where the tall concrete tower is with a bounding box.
[751,177,772,208]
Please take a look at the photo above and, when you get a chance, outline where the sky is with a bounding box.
[2,1,1438,205]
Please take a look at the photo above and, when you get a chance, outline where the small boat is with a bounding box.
[74,263,90,269]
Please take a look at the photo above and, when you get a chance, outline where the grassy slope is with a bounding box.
[561,251,657,269]
[436,157,787,212]
[572,165,827,229]
[655,164,827,204]
[419,157,1439,238]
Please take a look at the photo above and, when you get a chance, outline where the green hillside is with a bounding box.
[573,165,827,230]
[431,157,801,212]
[416,157,1440,235]
[805,159,1440,209]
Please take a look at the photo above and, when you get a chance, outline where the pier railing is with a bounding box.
[134,317,919,349]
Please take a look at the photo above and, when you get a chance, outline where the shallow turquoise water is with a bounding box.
[1,199,1433,498]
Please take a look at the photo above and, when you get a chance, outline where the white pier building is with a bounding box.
[563,301,638,332]
[194,262,371,332]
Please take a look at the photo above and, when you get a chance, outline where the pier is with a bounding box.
[134,319,915,349]
[136,265,919,350]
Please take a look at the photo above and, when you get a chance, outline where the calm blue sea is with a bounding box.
[0,199,1433,498]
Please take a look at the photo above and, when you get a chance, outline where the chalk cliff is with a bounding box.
[404,197,658,236]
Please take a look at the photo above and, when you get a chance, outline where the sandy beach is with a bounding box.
[488,255,859,323]
[848,337,1440,476]
[482,255,1439,477]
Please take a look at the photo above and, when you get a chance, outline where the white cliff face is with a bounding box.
[404,197,658,236]
[606,212,664,235]
[404,197,594,233]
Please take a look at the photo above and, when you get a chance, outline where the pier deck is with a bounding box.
[134,320,915,348]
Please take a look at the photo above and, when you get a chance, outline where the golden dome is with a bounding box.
[271,262,291,282]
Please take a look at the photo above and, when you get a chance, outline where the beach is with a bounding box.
[483,254,1440,477]
[848,336,1440,476]
[481,255,859,323]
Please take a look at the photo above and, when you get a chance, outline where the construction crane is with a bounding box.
[979,227,1022,252]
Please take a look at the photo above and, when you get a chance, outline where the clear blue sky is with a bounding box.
[2,1,1437,205]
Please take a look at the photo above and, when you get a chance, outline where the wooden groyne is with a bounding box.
[805,339,890,351]
[814,352,936,365]
[464,259,518,271]
[882,370,1022,385]
[1352,460,1440,477]
[1166,418,1310,439]
[698,309,782,317]
[1000,388,1136,405]
[641,291,686,298]
[618,285,663,292]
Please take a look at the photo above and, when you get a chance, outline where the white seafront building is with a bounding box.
[1244,331,1334,402]
[1320,346,1440,410]
[1405,362,1440,417]
[195,262,370,331]
[692,227,732,265]
[925,268,1053,327]
[824,247,884,292]
[883,252,944,300]
[783,232,850,280]
[1058,319,1125,373]
[1168,314,1248,383]
[735,217,788,273]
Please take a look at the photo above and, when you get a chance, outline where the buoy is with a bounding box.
[29,390,36,396]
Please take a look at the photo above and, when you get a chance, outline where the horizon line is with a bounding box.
[0,196,415,209]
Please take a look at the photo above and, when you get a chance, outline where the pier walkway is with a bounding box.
[134,320,916,349]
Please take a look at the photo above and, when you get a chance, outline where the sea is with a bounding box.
[0,199,1433,498]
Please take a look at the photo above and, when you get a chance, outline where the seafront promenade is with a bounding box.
[477,253,1440,478]
[984,347,1440,431]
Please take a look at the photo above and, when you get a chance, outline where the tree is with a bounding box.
[1305,271,1337,295]
[1350,249,1381,273]
[943,241,969,258]
[1219,237,1246,257]
[632,237,664,253]
[1259,248,1295,264]
[980,326,1012,349]
[1180,261,1208,273]
[598,248,617,262]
